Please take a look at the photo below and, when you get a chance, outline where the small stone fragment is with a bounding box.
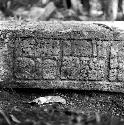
[31,96,66,105]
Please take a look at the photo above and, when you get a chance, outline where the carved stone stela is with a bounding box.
[0,21,123,93]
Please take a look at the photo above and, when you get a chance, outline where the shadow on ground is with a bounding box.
[0,88,124,124]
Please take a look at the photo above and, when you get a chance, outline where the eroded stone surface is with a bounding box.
[109,69,117,81]
[63,40,72,56]
[35,58,43,79]
[0,30,14,82]
[35,38,61,57]
[80,57,89,80]
[43,67,57,79]
[42,56,60,80]
[97,41,108,58]
[1,21,124,93]
[110,40,124,82]
[14,57,35,79]
[61,56,80,80]
[15,37,36,57]
[73,40,92,57]
[117,41,124,82]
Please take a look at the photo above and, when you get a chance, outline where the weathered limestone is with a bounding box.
[0,21,124,93]
[0,29,14,83]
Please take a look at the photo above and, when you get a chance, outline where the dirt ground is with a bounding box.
[0,89,124,125]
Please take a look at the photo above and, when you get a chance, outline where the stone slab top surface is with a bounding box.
[0,21,114,40]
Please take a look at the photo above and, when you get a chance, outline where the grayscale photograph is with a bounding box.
[0,0,124,21]
[0,0,124,125]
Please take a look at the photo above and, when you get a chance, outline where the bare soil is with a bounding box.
[0,88,124,125]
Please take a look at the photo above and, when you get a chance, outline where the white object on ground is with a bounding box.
[31,96,66,105]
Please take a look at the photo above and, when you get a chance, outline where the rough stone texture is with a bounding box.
[0,30,14,83]
[14,57,36,79]
[61,56,80,80]
[110,39,124,82]
[1,21,124,93]
[72,40,92,57]
[15,37,36,57]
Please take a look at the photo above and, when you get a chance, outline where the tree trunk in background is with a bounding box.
[70,0,83,14]
[100,0,118,20]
